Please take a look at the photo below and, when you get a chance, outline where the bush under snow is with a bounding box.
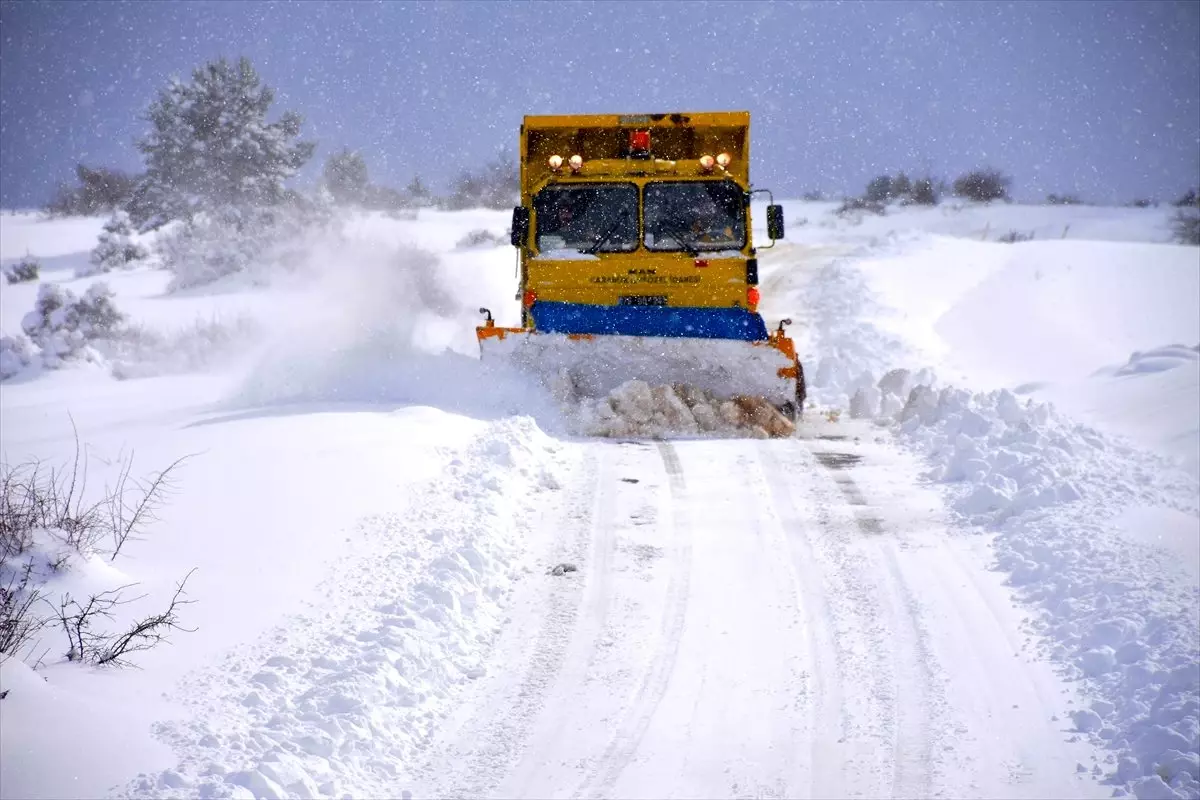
[79,211,149,277]
[20,283,125,368]
[454,228,506,250]
[4,255,40,284]
[0,335,35,380]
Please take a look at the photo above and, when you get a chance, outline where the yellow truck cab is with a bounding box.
[478,111,806,417]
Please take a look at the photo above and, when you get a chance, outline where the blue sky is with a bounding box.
[1,0,1197,208]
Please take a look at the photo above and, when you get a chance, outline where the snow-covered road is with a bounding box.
[2,203,1195,800]
[405,428,1105,800]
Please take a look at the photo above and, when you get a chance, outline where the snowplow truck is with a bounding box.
[477,111,806,419]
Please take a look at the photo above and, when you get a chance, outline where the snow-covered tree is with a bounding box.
[0,334,34,380]
[444,149,519,210]
[405,175,433,207]
[45,164,138,217]
[80,211,149,276]
[323,149,370,205]
[127,56,315,230]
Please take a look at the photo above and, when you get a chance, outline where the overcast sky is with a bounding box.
[1,0,1197,208]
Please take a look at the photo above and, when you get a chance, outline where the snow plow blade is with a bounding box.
[476,315,805,417]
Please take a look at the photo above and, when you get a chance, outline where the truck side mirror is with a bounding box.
[511,206,530,247]
[767,204,785,240]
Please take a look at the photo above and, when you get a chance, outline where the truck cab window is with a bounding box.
[534,184,638,254]
[644,181,746,252]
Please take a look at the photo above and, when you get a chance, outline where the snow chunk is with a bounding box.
[570,380,794,440]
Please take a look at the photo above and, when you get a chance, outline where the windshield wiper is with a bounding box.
[656,220,700,257]
[583,209,631,255]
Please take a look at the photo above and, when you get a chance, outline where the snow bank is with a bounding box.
[765,199,1181,247]
[116,416,571,800]
[799,240,1200,798]
[892,383,1199,800]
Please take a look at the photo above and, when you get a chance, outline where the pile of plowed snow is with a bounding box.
[793,238,1200,800]
[566,379,795,439]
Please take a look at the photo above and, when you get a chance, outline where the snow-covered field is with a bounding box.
[1,200,1196,800]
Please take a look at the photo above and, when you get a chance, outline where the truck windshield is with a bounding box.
[534,184,638,254]
[644,181,746,252]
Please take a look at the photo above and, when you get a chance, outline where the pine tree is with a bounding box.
[323,149,370,205]
[82,210,149,276]
[405,175,432,206]
[127,56,315,230]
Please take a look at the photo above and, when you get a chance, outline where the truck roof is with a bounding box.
[523,111,750,129]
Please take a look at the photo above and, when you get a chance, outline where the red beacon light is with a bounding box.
[746,286,761,310]
[629,129,651,154]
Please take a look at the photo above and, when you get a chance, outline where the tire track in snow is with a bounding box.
[757,442,854,799]
[572,440,693,800]
[497,443,622,797]
[878,543,939,799]
[806,440,938,799]
[408,444,613,799]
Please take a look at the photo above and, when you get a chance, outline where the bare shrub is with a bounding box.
[53,568,196,667]
[0,561,46,664]
[997,229,1035,243]
[1,427,196,670]
[1,450,187,561]
[1047,193,1082,206]
[105,454,186,560]
[953,168,1011,202]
